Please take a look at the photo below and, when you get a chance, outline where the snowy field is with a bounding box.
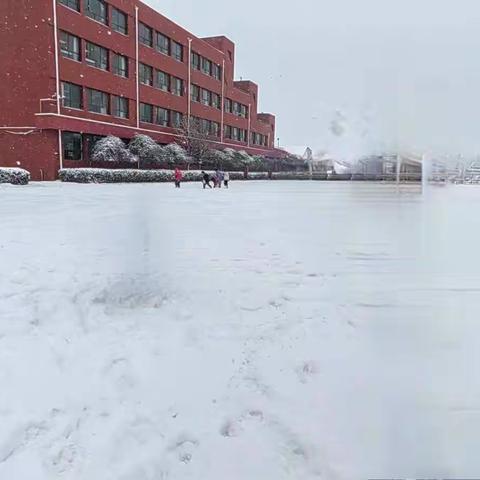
[1,180,480,480]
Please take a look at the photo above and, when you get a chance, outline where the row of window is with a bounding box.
[58,0,224,85]
[191,52,221,80]
[139,63,184,96]
[60,31,129,77]
[59,0,184,63]
[139,23,183,62]
[225,98,248,118]
[139,103,184,128]
[191,84,221,109]
[191,117,221,137]
[62,82,129,118]
[59,0,128,35]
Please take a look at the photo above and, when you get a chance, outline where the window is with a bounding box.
[224,98,232,113]
[86,42,108,70]
[239,129,246,142]
[139,23,153,47]
[60,31,80,61]
[85,0,107,24]
[211,93,220,110]
[171,111,183,128]
[59,0,80,11]
[112,95,129,118]
[201,57,211,76]
[171,41,183,61]
[210,121,220,137]
[156,70,170,91]
[87,88,109,114]
[232,102,240,116]
[191,52,200,70]
[62,82,82,109]
[200,119,210,135]
[212,64,221,80]
[201,89,211,106]
[240,104,247,118]
[140,103,153,123]
[156,33,170,55]
[62,132,82,160]
[111,7,128,35]
[224,125,232,139]
[191,84,200,102]
[155,107,169,126]
[171,77,183,96]
[112,53,128,77]
[139,63,153,86]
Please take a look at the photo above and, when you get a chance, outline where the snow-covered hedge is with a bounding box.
[0,167,30,185]
[59,168,174,184]
[246,172,269,180]
[59,168,258,183]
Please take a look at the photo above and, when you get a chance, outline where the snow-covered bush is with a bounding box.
[159,143,189,166]
[128,135,162,167]
[0,167,30,185]
[59,168,174,183]
[247,172,269,180]
[91,136,135,163]
[59,168,246,184]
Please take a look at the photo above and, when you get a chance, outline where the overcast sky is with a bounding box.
[145,0,480,159]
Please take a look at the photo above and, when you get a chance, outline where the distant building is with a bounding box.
[0,0,281,180]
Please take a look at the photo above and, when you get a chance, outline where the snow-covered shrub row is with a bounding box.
[59,168,258,184]
[0,167,30,185]
[59,168,174,184]
[246,172,269,180]
[90,134,278,171]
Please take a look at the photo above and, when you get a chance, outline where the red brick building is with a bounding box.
[0,0,281,180]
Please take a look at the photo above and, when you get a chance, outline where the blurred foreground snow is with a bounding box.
[1,181,480,479]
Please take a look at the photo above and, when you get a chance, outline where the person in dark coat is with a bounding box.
[202,171,212,189]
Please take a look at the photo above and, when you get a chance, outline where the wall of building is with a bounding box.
[1,0,279,180]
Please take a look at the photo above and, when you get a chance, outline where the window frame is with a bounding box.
[112,52,128,78]
[59,0,80,12]
[139,63,153,86]
[85,41,109,71]
[170,111,183,128]
[62,81,83,110]
[85,0,108,25]
[111,7,128,35]
[171,40,183,62]
[155,107,169,127]
[60,31,81,62]
[156,32,170,55]
[191,52,200,70]
[139,102,154,123]
[171,77,183,96]
[139,22,153,47]
[112,95,129,119]
[156,70,170,92]
[62,131,83,160]
[87,88,110,115]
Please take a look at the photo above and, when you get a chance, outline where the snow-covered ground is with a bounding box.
[1,181,480,480]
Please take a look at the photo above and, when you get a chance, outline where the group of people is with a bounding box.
[173,168,230,189]
[202,170,230,189]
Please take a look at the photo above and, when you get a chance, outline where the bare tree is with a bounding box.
[176,117,211,168]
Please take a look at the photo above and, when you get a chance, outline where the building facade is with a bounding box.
[0,0,279,180]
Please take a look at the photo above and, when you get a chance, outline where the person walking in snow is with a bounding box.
[215,169,223,188]
[223,171,230,189]
[202,171,212,189]
[174,167,183,188]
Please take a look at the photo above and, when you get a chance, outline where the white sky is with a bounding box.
[145,0,480,158]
